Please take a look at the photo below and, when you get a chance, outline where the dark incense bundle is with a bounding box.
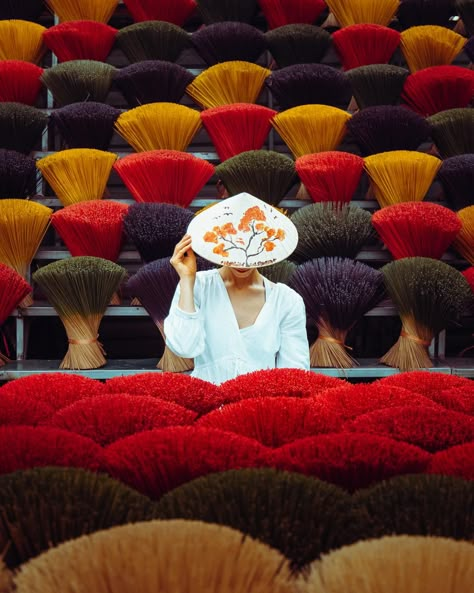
[266,64,352,111]
[0,150,37,198]
[191,23,266,66]
[195,0,258,23]
[346,106,430,156]
[400,25,466,73]
[43,21,118,63]
[0,103,46,154]
[51,200,129,261]
[200,103,276,161]
[116,21,190,63]
[49,102,121,151]
[453,206,474,265]
[265,24,331,68]
[0,0,44,20]
[427,108,474,158]
[0,20,46,64]
[290,203,374,263]
[380,257,472,371]
[289,257,385,367]
[295,151,364,204]
[122,0,197,25]
[41,60,117,107]
[114,150,215,206]
[258,0,327,29]
[372,202,462,259]
[401,65,474,116]
[346,64,409,110]
[0,61,43,105]
[457,0,474,36]
[0,264,31,365]
[33,257,127,370]
[126,258,194,372]
[214,150,297,206]
[332,24,401,71]
[115,61,195,107]
[438,155,474,210]
[45,0,119,22]
[261,260,297,285]
[397,0,455,28]
[123,203,194,262]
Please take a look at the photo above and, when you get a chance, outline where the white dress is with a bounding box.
[164,268,310,385]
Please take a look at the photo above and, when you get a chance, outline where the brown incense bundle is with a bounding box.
[33,257,127,370]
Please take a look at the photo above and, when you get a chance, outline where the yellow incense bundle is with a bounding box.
[45,0,119,23]
[115,103,202,153]
[364,150,441,208]
[400,26,466,72]
[271,105,351,158]
[325,0,399,27]
[0,20,46,64]
[187,61,271,109]
[453,206,474,265]
[37,148,118,207]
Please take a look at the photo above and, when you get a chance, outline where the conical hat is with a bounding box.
[187,193,298,268]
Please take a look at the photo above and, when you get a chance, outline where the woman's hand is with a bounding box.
[170,234,197,279]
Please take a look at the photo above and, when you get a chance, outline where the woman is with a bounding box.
[164,201,310,384]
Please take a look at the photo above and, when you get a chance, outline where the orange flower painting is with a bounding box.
[203,206,286,266]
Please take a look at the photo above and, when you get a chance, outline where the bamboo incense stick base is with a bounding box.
[295,182,311,201]
[61,318,106,370]
[110,291,121,305]
[156,321,194,372]
[130,297,141,306]
[310,338,356,368]
[19,293,33,308]
[380,335,432,372]
[0,352,10,367]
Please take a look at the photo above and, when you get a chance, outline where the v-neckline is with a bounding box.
[217,270,270,332]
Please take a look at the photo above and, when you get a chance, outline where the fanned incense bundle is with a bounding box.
[114,150,215,206]
[265,25,331,68]
[346,65,409,109]
[402,66,474,116]
[13,521,294,593]
[0,103,47,154]
[324,0,399,26]
[258,0,327,29]
[49,102,121,150]
[457,0,474,36]
[453,206,474,264]
[295,152,364,203]
[191,23,266,66]
[41,60,117,107]
[290,257,385,367]
[266,64,352,110]
[397,0,455,28]
[0,1,44,21]
[37,148,118,206]
[196,0,258,23]
[372,202,462,259]
[0,61,43,105]
[33,257,127,369]
[115,61,195,107]
[115,103,201,152]
[272,105,351,158]
[364,150,441,208]
[332,24,401,71]
[381,257,472,371]
[45,0,119,23]
[0,467,155,568]
[305,536,474,593]
[0,150,37,198]
[123,0,197,25]
[0,200,51,306]
[51,200,128,261]
[427,108,474,158]
[201,104,276,161]
[0,264,31,364]
[261,260,297,284]
[438,155,474,210]
[116,21,190,63]
[291,203,374,263]
[215,150,297,206]
[0,20,46,64]
[347,106,430,156]
[400,26,466,72]
[43,21,118,62]
[126,258,194,372]
[123,203,194,262]
[186,61,271,109]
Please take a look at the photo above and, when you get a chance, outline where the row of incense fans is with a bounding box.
[1,0,474,32]
[0,18,471,72]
